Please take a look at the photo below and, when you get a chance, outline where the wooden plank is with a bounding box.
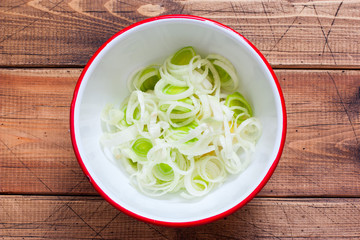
[0,69,359,196]
[0,69,96,195]
[264,69,360,196]
[1,196,360,239]
[0,0,360,68]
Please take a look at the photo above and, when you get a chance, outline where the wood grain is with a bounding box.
[266,69,360,196]
[1,196,360,239]
[0,69,96,195]
[1,0,360,68]
[0,68,359,196]
[1,0,358,238]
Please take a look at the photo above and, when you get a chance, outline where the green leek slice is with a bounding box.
[163,85,189,95]
[213,63,231,84]
[169,121,199,143]
[131,138,153,157]
[153,163,174,182]
[159,98,193,113]
[138,67,160,91]
[170,46,196,65]
[225,92,253,122]
[173,121,198,133]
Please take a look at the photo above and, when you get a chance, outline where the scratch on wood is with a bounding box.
[93,212,120,238]
[66,204,101,237]
[87,201,105,220]
[313,4,337,65]
[261,0,277,45]
[0,18,39,44]
[288,166,328,194]
[0,0,67,44]
[230,2,243,32]
[2,0,27,13]
[269,6,305,52]
[307,204,339,227]
[278,202,294,239]
[321,1,343,55]
[0,138,53,192]
[145,223,171,240]
[179,3,186,15]
[40,204,69,238]
[237,1,251,25]
[67,178,87,193]
[345,199,360,212]
[103,0,136,23]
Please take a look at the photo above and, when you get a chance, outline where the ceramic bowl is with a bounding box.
[70,15,286,227]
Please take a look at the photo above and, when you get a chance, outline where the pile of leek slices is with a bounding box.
[101,47,262,198]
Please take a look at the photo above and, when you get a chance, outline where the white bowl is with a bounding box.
[70,15,286,227]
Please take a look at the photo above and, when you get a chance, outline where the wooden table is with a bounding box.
[1,0,359,239]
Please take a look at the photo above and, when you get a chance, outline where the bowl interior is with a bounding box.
[72,17,284,224]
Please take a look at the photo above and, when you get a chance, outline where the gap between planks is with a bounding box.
[1,65,360,71]
[1,192,360,199]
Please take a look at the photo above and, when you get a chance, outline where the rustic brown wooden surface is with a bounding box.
[1,0,360,68]
[1,69,359,197]
[1,0,360,239]
[1,196,360,239]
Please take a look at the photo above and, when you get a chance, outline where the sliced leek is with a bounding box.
[101,47,262,198]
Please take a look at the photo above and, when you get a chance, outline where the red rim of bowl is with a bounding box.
[70,14,287,227]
